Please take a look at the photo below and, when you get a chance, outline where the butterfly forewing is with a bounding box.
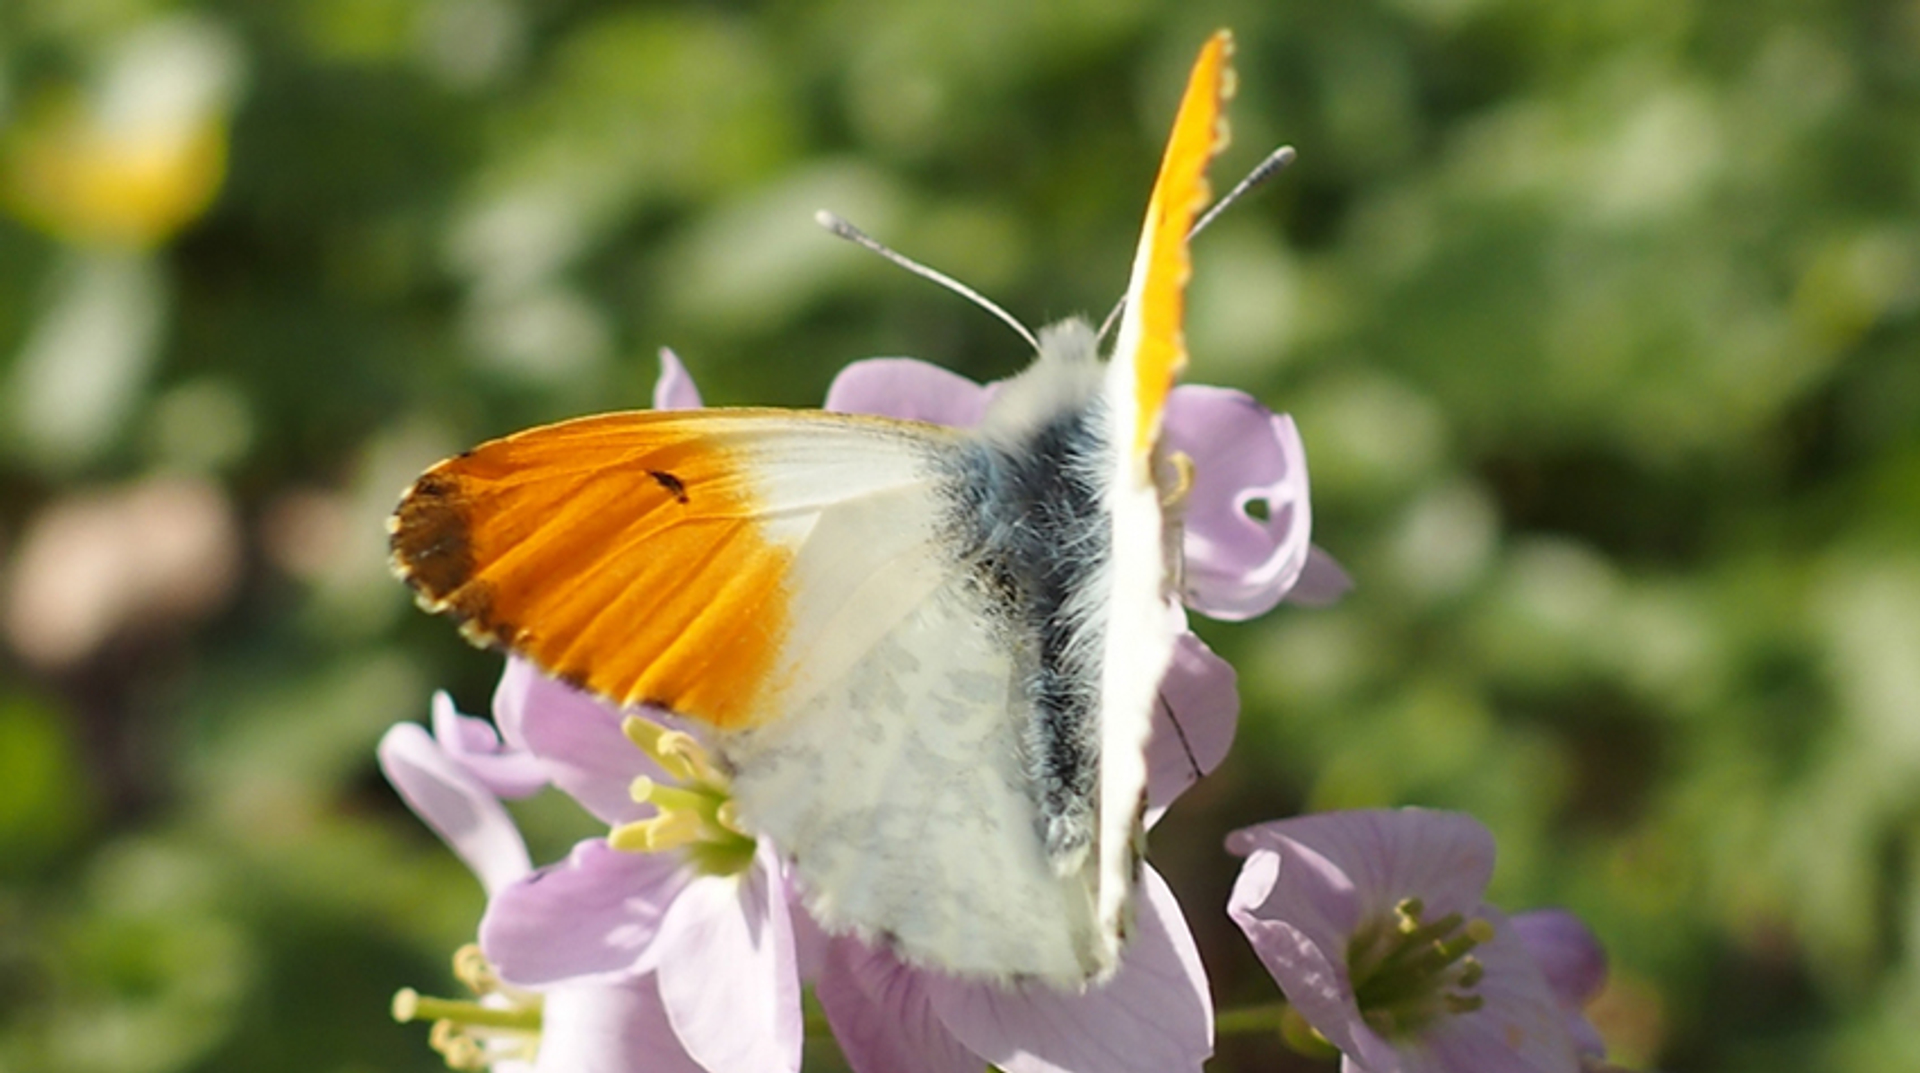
[1092,28,1235,953]
[391,409,946,728]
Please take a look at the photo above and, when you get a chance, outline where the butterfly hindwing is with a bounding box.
[725,563,1110,982]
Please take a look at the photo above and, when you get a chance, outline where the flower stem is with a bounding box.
[1213,1001,1291,1035]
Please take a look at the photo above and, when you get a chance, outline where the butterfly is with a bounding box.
[391,31,1236,986]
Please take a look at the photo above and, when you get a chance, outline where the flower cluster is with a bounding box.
[1227,810,1612,1073]
[382,352,1617,1073]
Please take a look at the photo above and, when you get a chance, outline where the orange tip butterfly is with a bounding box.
[392,31,1237,986]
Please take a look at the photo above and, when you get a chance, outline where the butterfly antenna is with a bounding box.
[1190,144,1297,244]
[1097,144,1299,344]
[815,210,1041,354]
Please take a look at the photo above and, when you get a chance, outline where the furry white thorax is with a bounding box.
[976,318,1106,446]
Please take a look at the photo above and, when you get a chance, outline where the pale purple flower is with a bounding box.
[1145,631,1240,823]
[810,868,1213,1073]
[476,661,804,1073]
[422,687,548,801]
[486,651,1228,1073]
[1226,809,1584,1073]
[534,974,707,1073]
[653,347,703,411]
[381,704,532,898]
[377,700,706,1073]
[1511,909,1610,1064]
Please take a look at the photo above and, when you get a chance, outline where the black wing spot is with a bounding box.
[649,469,690,504]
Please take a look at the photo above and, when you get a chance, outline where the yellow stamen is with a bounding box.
[609,809,706,853]
[622,716,730,787]
[622,717,697,782]
[1456,956,1485,988]
[611,713,756,875]
[451,944,498,995]
[1396,898,1426,930]
[640,781,722,820]
[661,732,728,786]
[394,993,541,1031]
[396,946,543,1071]
[434,1029,487,1071]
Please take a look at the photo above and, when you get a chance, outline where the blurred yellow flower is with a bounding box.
[5,99,228,248]
[3,16,241,249]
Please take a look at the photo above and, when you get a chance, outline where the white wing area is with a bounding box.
[724,418,965,718]
[722,444,1107,981]
[1094,359,1185,956]
[726,576,1104,983]
[1092,177,1192,956]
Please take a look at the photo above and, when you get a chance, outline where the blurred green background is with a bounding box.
[1,1,1916,1071]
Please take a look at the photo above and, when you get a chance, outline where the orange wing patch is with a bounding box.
[1130,30,1235,457]
[390,411,793,729]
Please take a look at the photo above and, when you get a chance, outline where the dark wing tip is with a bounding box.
[390,468,520,651]
[390,470,477,602]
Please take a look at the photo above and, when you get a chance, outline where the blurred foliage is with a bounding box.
[0,1,1915,1071]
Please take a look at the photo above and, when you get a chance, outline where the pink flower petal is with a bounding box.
[813,937,981,1073]
[430,690,548,799]
[1165,386,1314,621]
[825,358,992,427]
[378,722,531,896]
[488,657,541,753]
[1289,546,1353,606]
[1145,632,1238,818]
[1228,812,1583,1073]
[536,976,706,1073]
[1511,909,1608,1059]
[1227,850,1399,1073]
[926,868,1212,1073]
[1409,909,1579,1073]
[788,901,830,982]
[652,845,803,1073]
[494,660,660,826]
[1510,909,1607,1011]
[1227,809,1497,924]
[653,347,703,411]
[481,839,691,986]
